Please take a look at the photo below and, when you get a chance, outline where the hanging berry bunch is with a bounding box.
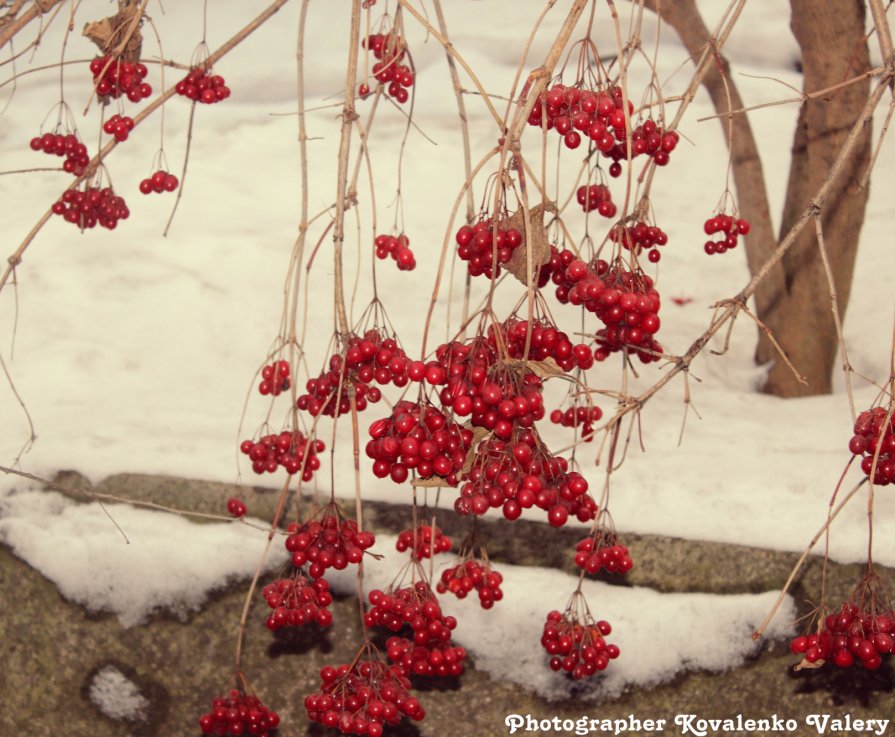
[574,512,633,575]
[51,175,129,231]
[549,394,603,443]
[226,497,247,517]
[790,571,895,670]
[374,232,416,271]
[849,405,895,485]
[198,687,280,737]
[262,570,334,629]
[498,316,595,371]
[284,502,375,579]
[256,359,291,396]
[541,590,620,679]
[89,56,152,102]
[703,212,750,255]
[362,32,414,104]
[436,538,504,609]
[239,429,324,478]
[176,66,230,104]
[139,170,179,195]
[454,217,524,279]
[29,130,90,177]
[576,182,616,218]
[608,218,669,264]
[395,524,452,559]
[305,651,424,736]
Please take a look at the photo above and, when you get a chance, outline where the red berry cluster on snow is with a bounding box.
[576,183,616,218]
[456,428,597,526]
[363,33,414,104]
[226,497,247,517]
[527,83,678,170]
[609,219,669,263]
[541,608,620,679]
[454,218,523,279]
[51,185,129,230]
[367,400,474,486]
[305,657,424,736]
[550,405,603,441]
[198,690,280,737]
[285,504,375,579]
[29,132,90,176]
[790,602,894,670]
[849,406,895,485]
[102,113,135,142]
[555,257,663,363]
[436,559,504,609]
[89,56,151,102]
[395,525,452,559]
[257,359,291,396]
[262,572,334,629]
[297,329,412,417]
[374,233,416,271]
[574,532,633,575]
[239,429,324,479]
[703,213,750,255]
[501,317,595,371]
[139,170,179,195]
[366,581,467,677]
[176,67,230,104]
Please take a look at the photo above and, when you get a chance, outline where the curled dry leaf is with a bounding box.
[504,200,557,285]
[502,356,566,379]
[83,1,144,60]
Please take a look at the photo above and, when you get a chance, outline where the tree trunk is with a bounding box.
[757,0,872,396]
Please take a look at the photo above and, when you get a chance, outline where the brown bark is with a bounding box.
[758,0,872,396]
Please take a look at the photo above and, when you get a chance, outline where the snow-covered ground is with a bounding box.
[0,0,893,699]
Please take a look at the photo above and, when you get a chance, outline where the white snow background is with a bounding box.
[0,0,892,699]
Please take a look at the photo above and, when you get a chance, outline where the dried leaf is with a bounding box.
[504,201,557,285]
[83,2,143,60]
[410,477,453,489]
[501,357,566,379]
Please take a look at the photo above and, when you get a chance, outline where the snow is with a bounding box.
[0,0,892,700]
[88,665,150,722]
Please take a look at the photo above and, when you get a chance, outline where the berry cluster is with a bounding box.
[367,400,474,486]
[609,220,669,264]
[703,213,750,255]
[541,609,619,679]
[454,219,523,279]
[501,317,595,371]
[455,428,598,526]
[366,582,466,677]
[297,329,412,417]
[262,572,333,629]
[574,533,633,575]
[576,183,616,218]
[374,233,416,271]
[436,559,504,609]
[198,690,280,737]
[139,170,179,195]
[29,132,90,176]
[90,56,151,102]
[102,113,135,142]
[628,118,679,167]
[284,505,375,579]
[549,405,603,441]
[239,429,324,479]
[257,359,291,397]
[395,525,452,559]
[305,657,424,736]
[52,185,129,230]
[849,406,895,485]
[226,497,247,517]
[363,33,414,104]
[176,67,230,104]
[790,602,894,670]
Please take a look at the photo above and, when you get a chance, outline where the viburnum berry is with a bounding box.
[90,56,151,102]
[139,169,179,195]
[362,33,414,104]
[226,497,247,517]
[305,652,424,736]
[576,183,616,218]
[176,66,230,104]
[258,359,291,396]
[849,406,895,485]
[284,502,375,579]
[395,525,452,559]
[550,404,603,442]
[790,573,895,670]
[574,525,633,575]
[102,113,135,142]
[29,130,91,176]
[198,689,279,737]
[541,592,620,679]
[608,219,669,262]
[702,212,750,255]
[367,399,473,486]
[52,183,129,231]
[437,558,504,609]
[454,217,523,279]
[374,233,416,271]
[262,571,333,629]
[239,429,324,479]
